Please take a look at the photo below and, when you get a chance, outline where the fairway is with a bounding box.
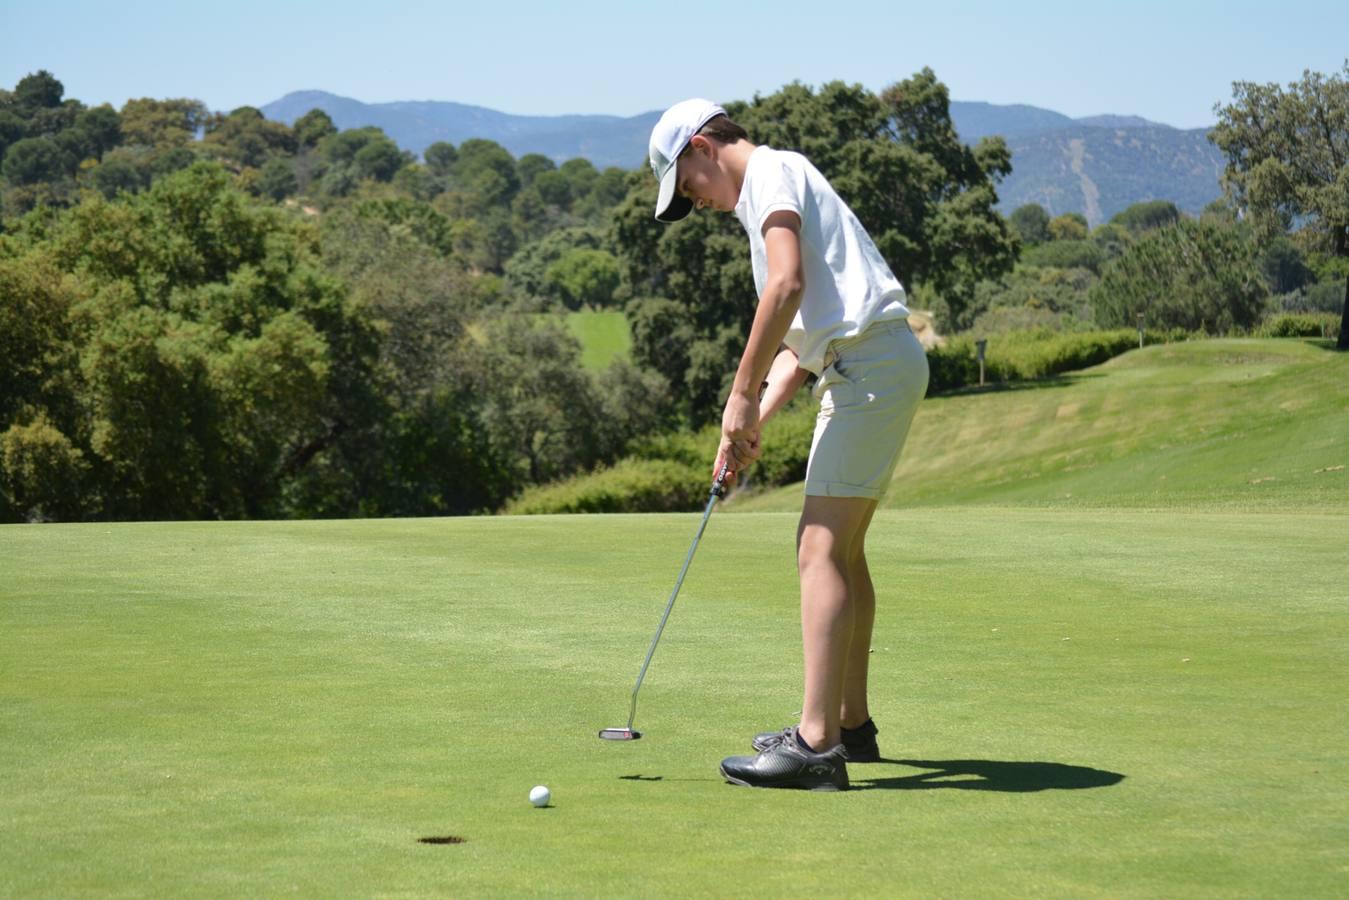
[564,310,632,372]
[3,509,1346,896]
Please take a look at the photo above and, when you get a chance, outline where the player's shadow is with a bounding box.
[855,758,1124,792]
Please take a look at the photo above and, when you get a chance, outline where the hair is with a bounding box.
[694,114,749,146]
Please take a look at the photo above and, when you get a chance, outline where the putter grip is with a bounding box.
[711,462,730,498]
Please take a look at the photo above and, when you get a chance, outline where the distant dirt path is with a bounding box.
[1068,137,1102,226]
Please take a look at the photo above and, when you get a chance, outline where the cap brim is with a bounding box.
[655,162,692,223]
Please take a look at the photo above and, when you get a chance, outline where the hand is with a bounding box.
[719,390,762,477]
[713,441,739,487]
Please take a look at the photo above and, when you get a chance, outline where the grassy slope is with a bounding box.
[565,310,631,372]
[736,339,1349,512]
[2,509,1347,896]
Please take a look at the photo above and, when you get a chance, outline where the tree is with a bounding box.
[0,162,386,519]
[1211,62,1349,348]
[516,152,555,186]
[453,139,520,206]
[1110,200,1181,234]
[1009,203,1050,245]
[119,98,210,149]
[423,141,457,176]
[504,227,603,298]
[293,108,336,149]
[0,109,26,160]
[255,157,298,201]
[89,150,150,198]
[1048,212,1088,241]
[1089,220,1268,333]
[201,106,297,169]
[73,105,122,161]
[14,71,64,111]
[544,248,622,309]
[2,136,72,185]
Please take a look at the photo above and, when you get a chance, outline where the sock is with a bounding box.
[841,718,873,735]
[794,730,818,753]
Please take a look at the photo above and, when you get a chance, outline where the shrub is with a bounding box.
[925,328,1164,393]
[1256,312,1341,338]
[753,400,817,489]
[926,337,980,393]
[505,458,707,514]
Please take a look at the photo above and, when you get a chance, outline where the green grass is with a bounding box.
[4,338,1347,895]
[738,339,1349,512]
[564,310,631,371]
[3,508,1346,896]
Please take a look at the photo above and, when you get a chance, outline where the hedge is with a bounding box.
[1256,312,1340,338]
[504,458,708,514]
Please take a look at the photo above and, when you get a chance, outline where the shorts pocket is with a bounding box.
[813,362,857,413]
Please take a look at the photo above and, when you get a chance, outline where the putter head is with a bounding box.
[598,727,641,741]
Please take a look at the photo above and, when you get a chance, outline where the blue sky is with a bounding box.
[2,0,1344,128]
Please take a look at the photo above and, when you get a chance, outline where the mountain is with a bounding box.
[994,125,1224,225]
[260,91,1225,226]
[262,90,659,170]
[947,106,1223,225]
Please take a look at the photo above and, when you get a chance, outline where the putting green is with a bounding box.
[3,507,1345,895]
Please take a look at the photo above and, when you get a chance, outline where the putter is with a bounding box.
[599,462,731,741]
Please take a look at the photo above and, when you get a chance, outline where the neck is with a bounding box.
[720,140,758,194]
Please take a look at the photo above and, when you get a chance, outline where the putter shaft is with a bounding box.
[624,464,729,731]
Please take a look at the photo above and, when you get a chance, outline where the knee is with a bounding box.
[797,526,850,575]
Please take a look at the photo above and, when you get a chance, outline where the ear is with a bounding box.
[688,134,716,158]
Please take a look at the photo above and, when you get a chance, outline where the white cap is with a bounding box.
[648,98,726,223]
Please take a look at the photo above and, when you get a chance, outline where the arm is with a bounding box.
[717,210,805,480]
[759,346,809,425]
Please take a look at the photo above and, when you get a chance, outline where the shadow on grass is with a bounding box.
[854,758,1125,792]
[936,373,1103,399]
[619,760,1123,791]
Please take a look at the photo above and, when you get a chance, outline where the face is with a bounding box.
[676,137,737,213]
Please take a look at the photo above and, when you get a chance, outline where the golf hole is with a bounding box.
[418,835,467,845]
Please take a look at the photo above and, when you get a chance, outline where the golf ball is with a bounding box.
[529,785,551,807]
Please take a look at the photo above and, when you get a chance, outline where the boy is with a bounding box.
[648,99,930,791]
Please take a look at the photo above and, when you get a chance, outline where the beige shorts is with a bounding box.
[805,319,930,500]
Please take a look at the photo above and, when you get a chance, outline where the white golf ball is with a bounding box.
[529,785,551,807]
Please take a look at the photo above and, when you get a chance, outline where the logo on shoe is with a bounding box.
[809,764,833,775]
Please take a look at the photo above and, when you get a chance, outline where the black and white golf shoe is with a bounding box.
[751,718,881,762]
[721,728,849,791]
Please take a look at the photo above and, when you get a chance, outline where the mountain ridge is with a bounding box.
[260,90,1224,225]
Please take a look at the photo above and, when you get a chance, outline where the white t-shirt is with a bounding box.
[734,146,910,375]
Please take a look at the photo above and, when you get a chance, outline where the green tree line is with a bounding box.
[2,65,1344,521]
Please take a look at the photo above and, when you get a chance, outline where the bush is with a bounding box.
[753,400,817,489]
[926,328,1156,392]
[1256,312,1341,338]
[926,339,981,393]
[505,458,707,514]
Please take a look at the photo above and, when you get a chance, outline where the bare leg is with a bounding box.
[841,502,879,729]
[796,495,878,752]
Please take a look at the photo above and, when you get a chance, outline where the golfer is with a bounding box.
[649,99,929,790]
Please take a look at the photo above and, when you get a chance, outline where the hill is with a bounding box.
[735,339,1348,513]
[261,90,659,169]
[260,91,1223,221]
[995,125,1224,225]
